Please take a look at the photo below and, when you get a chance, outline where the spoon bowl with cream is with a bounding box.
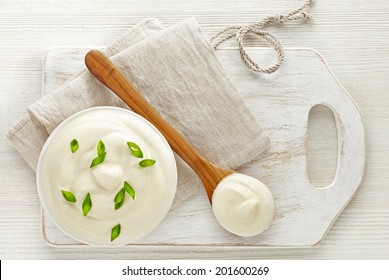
[86,50,275,237]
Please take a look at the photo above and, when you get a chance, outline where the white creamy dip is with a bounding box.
[37,107,177,245]
[212,173,274,237]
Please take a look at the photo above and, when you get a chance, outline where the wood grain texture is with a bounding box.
[1,0,389,259]
[42,47,365,248]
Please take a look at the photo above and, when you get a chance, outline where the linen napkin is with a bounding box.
[7,18,270,206]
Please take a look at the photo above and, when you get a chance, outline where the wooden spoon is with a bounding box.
[85,50,233,202]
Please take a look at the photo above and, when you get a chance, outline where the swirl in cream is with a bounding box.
[212,173,274,237]
[37,107,177,245]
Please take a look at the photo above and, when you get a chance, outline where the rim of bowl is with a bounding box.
[36,106,178,246]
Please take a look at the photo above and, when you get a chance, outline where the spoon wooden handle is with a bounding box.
[85,50,233,201]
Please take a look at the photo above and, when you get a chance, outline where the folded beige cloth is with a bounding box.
[7,18,269,205]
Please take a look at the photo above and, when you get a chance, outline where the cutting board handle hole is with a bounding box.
[307,104,338,188]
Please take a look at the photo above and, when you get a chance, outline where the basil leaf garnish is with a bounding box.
[124,181,135,200]
[139,159,156,168]
[61,190,76,203]
[97,140,105,155]
[82,193,92,216]
[70,139,79,153]
[111,224,121,242]
[127,142,143,158]
[114,187,126,210]
[90,152,106,168]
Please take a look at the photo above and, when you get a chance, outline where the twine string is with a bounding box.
[210,0,314,74]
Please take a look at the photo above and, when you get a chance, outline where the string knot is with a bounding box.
[300,12,312,21]
[272,14,284,24]
[209,0,314,74]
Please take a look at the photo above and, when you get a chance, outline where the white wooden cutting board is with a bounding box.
[41,47,365,247]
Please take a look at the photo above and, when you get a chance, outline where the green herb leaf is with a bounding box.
[70,139,79,153]
[97,140,105,155]
[139,159,156,168]
[111,224,121,242]
[124,181,135,200]
[90,152,106,168]
[61,190,76,203]
[82,193,92,216]
[114,187,126,210]
[127,142,143,158]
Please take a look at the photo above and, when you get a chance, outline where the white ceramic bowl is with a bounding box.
[37,106,177,246]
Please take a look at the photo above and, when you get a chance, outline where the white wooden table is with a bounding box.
[1,0,388,259]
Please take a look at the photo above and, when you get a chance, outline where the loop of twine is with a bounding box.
[210,0,314,74]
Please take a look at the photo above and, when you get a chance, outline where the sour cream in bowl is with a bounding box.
[36,107,177,246]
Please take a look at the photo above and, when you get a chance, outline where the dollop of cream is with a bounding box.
[91,163,123,191]
[37,107,177,245]
[212,173,274,237]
